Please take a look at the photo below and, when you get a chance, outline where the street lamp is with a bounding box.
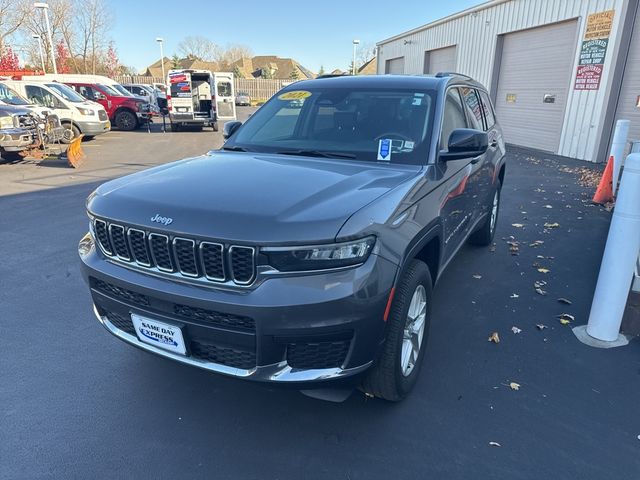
[32,34,46,73]
[352,39,360,75]
[156,37,165,81]
[34,2,57,74]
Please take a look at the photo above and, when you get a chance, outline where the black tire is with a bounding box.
[361,259,432,401]
[469,179,502,246]
[212,122,219,132]
[0,149,23,162]
[84,135,95,141]
[114,110,138,131]
[61,123,81,144]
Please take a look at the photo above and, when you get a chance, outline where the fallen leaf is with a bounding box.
[510,382,521,391]
[529,240,544,247]
[537,268,550,274]
[534,280,547,288]
[544,222,560,228]
[557,313,574,325]
[489,441,501,447]
[473,274,482,279]
[557,298,572,305]
[511,326,522,334]
[543,205,553,209]
[510,293,519,299]
[490,243,496,252]
[535,288,547,296]
[488,332,500,343]
[536,324,547,330]
[512,223,525,228]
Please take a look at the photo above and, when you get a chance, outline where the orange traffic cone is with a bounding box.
[593,156,614,204]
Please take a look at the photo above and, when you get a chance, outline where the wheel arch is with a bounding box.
[392,223,443,290]
[60,119,82,133]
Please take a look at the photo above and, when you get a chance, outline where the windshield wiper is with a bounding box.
[276,149,357,159]
[222,145,248,152]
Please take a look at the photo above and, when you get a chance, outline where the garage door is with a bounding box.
[385,57,405,74]
[611,7,640,154]
[495,20,578,152]
[424,45,457,74]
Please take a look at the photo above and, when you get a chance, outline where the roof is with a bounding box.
[283,73,483,91]
[357,57,377,75]
[377,0,509,45]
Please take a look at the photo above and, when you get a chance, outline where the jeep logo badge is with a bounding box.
[150,214,173,226]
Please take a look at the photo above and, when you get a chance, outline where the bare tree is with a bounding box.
[356,42,376,69]
[74,0,112,74]
[0,0,29,54]
[177,36,219,62]
[217,44,253,65]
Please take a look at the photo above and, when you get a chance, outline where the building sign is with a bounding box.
[579,39,609,65]
[574,10,614,90]
[584,10,615,40]
[506,93,516,103]
[574,64,603,90]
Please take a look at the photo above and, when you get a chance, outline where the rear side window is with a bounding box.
[217,82,232,97]
[440,88,467,150]
[478,90,496,130]
[460,87,483,130]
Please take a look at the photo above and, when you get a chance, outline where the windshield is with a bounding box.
[46,83,86,103]
[112,84,133,96]
[0,83,29,105]
[226,87,436,165]
[98,83,121,96]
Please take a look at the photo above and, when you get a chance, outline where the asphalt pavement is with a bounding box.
[1,121,638,479]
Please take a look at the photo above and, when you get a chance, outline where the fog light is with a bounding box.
[78,231,94,257]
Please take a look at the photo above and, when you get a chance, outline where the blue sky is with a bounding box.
[109,0,479,73]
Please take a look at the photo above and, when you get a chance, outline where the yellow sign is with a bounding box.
[278,90,312,100]
[506,93,516,103]
[584,10,615,40]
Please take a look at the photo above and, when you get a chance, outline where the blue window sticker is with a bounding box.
[378,139,391,161]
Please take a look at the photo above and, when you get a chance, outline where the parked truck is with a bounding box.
[166,70,236,132]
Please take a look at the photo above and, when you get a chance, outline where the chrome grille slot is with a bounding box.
[149,233,173,271]
[229,246,256,285]
[173,237,198,277]
[109,224,130,260]
[92,218,257,286]
[94,219,112,255]
[200,242,225,281]
[128,228,151,266]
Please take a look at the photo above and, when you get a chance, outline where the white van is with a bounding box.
[167,70,236,132]
[4,79,110,142]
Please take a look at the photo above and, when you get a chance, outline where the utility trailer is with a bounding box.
[167,70,236,132]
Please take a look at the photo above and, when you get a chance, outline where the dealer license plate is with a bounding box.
[131,314,186,355]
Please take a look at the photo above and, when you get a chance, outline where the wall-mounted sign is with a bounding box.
[579,38,609,65]
[574,64,603,90]
[543,94,556,104]
[506,93,516,103]
[584,10,615,39]
[574,10,614,91]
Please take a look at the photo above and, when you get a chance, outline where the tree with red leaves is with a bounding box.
[106,42,119,77]
[55,39,71,74]
[0,46,19,71]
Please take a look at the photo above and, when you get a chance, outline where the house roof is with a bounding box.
[358,57,377,75]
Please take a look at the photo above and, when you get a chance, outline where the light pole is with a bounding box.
[34,2,57,74]
[32,34,46,73]
[352,39,360,75]
[156,37,165,81]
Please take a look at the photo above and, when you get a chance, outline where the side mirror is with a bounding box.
[94,92,106,101]
[223,121,242,139]
[440,128,488,161]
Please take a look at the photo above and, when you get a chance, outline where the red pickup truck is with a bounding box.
[67,82,151,131]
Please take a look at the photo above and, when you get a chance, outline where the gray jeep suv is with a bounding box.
[79,74,506,401]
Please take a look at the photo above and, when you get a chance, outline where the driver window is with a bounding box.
[440,88,467,151]
[25,85,53,108]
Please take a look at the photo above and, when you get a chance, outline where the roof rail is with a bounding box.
[435,71,473,80]
[315,74,351,79]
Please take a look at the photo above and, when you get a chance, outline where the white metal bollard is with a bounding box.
[587,153,640,342]
[610,119,630,195]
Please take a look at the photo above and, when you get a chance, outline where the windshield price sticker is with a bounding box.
[378,139,392,161]
[278,90,312,100]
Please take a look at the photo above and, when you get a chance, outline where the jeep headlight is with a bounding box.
[78,231,94,257]
[0,116,15,129]
[262,236,375,272]
[77,107,94,116]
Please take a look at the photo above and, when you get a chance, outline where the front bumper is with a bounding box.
[80,243,397,384]
[78,120,111,136]
[0,128,33,151]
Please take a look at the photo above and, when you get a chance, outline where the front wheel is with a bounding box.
[61,123,81,144]
[212,122,219,132]
[361,259,432,401]
[469,180,501,246]
[115,110,138,131]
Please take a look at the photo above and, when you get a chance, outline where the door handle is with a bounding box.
[470,157,480,164]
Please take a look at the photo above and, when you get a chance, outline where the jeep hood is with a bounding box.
[88,151,420,243]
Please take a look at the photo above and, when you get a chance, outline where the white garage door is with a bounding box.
[611,7,640,154]
[385,57,405,74]
[424,45,457,74]
[495,20,578,152]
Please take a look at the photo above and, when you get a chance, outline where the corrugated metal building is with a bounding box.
[377,0,639,162]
